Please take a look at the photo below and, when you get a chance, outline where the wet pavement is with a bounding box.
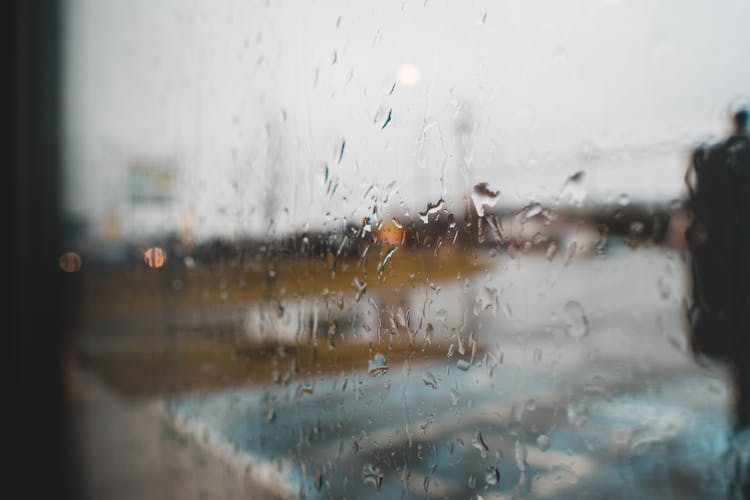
[163,247,744,499]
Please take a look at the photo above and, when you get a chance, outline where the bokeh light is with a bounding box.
[396,63,421,87]
[143,247,166,268]
[58,251,82,272]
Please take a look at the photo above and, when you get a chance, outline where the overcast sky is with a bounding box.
[63,0,750,241]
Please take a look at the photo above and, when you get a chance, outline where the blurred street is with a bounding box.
[71,246,741,499]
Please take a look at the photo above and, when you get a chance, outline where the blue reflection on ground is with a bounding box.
[168,250,740,498]
[169,365,735,498]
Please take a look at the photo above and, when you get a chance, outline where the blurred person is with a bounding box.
[685,108,750,497]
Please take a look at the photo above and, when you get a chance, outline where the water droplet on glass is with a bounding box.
[457,359,472,372]
[467,474,477,488]
[377,246,398,276]
[368,353,389,377]
[418,198,445,223]
[523,203,542,220]
[563,300,589,339]
[472,430,489,458]
[536,434,550,451]
[337,139,346,164]
[471,182,500,217]
[420,414,434,432]
[546,241,558,261]
[425,322,434,341]
[559,171,587,206]
[422,372,438,390]
[502,302,512,318]
[514,439,527,472]
[485,465,500,486]
[628,221,645,247]
[362,464,383,491]
[297,384,314,397]
[314,471,324,491]
[381,108,392,129]
[450,388,462,406]
[353,277,367,302]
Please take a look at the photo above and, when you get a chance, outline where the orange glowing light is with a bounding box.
[144,247,166,268]
[375,221,404,246]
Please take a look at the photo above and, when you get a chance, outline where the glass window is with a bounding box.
[60,1,750,498]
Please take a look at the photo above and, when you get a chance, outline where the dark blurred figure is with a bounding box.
[685,108,750,497]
